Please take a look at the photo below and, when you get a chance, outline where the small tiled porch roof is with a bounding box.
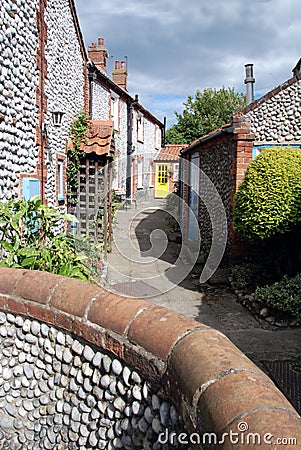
[79,120,115,156]
[154,144,183,162]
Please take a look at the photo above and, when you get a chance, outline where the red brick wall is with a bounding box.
[35,0,48,203]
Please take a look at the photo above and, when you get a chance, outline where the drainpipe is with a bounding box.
[244,63,255,105]
[126,94,139,201]
[88,68,97,118]
[163,116,166,147]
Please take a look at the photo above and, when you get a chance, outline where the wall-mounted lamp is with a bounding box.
[52,110,65,127]
[41,122,47,137]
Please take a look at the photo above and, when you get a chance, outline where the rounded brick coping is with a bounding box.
[0,267,300,448]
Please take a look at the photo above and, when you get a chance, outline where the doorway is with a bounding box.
[155,164,169,198]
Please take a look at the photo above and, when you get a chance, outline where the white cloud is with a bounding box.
[74,0,301,126]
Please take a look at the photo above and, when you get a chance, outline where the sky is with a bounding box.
[74,0,301,128]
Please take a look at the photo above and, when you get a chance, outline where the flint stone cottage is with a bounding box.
[0,0,163,239]
[180,62,301,260]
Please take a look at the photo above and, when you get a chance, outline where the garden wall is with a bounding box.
[0,267,299,449]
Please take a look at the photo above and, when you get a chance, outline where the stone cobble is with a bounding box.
[0,311,186,450]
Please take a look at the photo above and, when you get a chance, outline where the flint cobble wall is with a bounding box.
[0,267,300,449]
[244,78,301,145]
[0,0,39,201]
[44,0,86,208]
[198,135,236,260]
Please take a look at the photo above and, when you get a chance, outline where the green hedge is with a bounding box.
[254,273,301,319]
[234,147,301,241]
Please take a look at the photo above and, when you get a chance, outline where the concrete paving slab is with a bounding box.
[104,198,301,413]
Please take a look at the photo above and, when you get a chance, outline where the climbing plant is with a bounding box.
[67,110,90,203]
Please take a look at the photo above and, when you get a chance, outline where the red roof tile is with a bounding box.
[79,120,114,156]
[155,144,183,162]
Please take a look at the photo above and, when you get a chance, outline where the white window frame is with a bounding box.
[57,159,65,201]
[155,126,161,149]
[149,162,154,187]
[173,163,179,182]
[111,93,119,131]
[137,159,143,189]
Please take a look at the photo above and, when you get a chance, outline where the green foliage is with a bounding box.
[254,273,301,319]
[234,147,301,241]
[165,87,246,144]
[230,262,272,292]
[0,196,91,281]
[67,110,90,203]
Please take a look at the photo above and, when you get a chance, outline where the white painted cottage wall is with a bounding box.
[132,110,161,199]
[114,99,128,190]
[44,0,85,207]
[0,0,39,200]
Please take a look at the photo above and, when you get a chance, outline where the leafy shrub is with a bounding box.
[230,262,271,292]
[0,196,91,281]
[254,273,301,319]
[234,147,301,241]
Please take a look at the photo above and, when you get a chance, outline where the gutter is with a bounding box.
[87,62,164,128]
[180,125,234,155]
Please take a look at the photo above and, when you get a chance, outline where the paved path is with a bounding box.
[104,198,301,413]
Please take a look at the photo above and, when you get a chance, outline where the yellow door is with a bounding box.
[155,164,169,198]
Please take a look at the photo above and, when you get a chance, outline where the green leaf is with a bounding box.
[18,248,40,257]
[1,241,13,252]
[21,257,37,267]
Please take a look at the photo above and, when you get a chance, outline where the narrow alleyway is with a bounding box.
[104,198,301,414]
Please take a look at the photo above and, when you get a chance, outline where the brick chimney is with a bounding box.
[88,38,108,74]
[112,60,128,91]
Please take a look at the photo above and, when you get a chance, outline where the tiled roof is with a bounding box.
[155,144,184,162]
[79,120,114,156]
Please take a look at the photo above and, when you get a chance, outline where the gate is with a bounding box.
[69,153,113,254]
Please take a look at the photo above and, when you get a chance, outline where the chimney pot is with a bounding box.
[112,60,128,90]
[244,63,255,105]
[88,38,108,74]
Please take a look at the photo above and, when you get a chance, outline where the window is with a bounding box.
[137,114,144,142]
[149,162,154,187]
[137,159,143,189]
[57,159,65,201]
[173,163,179,182]
[155,126,161,149]
[111,94,119,130]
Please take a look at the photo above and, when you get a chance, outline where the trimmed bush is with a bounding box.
[254,273,301,319]
[234,147,301,241]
